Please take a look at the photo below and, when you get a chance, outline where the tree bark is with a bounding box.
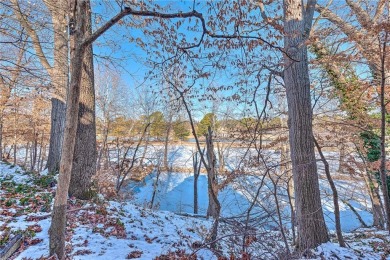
[69,0,97,200]
[49,1,87,258]
[314,137,345,247]
[193,151,201,214]
[216,142,225,173]
[379,35,390,233]
[0,120,2,161]
[206,127,220,219]
[363,168,385,228]
[283,142,296,245]
[24,142,29,167]
[46,0,69,173]
[283,0,329,250]
[140,131,150,167]
[47,98,66,172]
[163,112,173,170]
[31,132,38,171]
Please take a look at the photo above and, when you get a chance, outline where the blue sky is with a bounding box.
[89,0,369,120]
[90,0,283,120]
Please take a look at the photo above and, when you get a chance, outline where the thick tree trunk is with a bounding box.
[47,99,66,172]
[49,1,87,258]
[283,0,329,250]
[69,0,96,200]
[46,0,68,173]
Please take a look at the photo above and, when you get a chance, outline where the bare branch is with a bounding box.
[84,6,285,56]
[345,0,372,31]
[10,0,52,75]
[316,4,366,49]
[373,0,387,22]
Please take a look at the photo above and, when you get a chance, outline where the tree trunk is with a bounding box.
[283,0,329,250]
[97,120,109,171]
[12,145,16,165]
[150,167,161,209]
[31,132,38,171]
[206,128,220,219]
[379,37,390,233]
[140,131,150,167]
[341,199,368,228]
[47,99,66,172]
[283,143,296,245]
[40,145,47,172]
[363,170,385,228]
[163,113,173,170]
[216,142,225,173]
[46,0,69,173]
[24,142,29,167]
[37,132,44,172]
[0,120,2,161]
[193,151,201,214]
[314,137,345,247]
[69,0,96,200]
[49,1,87,258]
[338,143,346,173]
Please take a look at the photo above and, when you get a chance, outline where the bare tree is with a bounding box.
[10,0,69,173]
[48,2,216,257]
[283,0,329,249]
[0,34,26,161]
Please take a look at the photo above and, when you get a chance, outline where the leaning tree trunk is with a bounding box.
[314,137,345,247]
[364,172,385,228]
[49,1,87,258]
[283,0,329,250]
[68,0,96,200]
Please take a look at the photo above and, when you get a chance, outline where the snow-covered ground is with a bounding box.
[1,147,390,259]
[124,145,372,232]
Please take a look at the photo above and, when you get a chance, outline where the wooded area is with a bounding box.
[0,0,389,259]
